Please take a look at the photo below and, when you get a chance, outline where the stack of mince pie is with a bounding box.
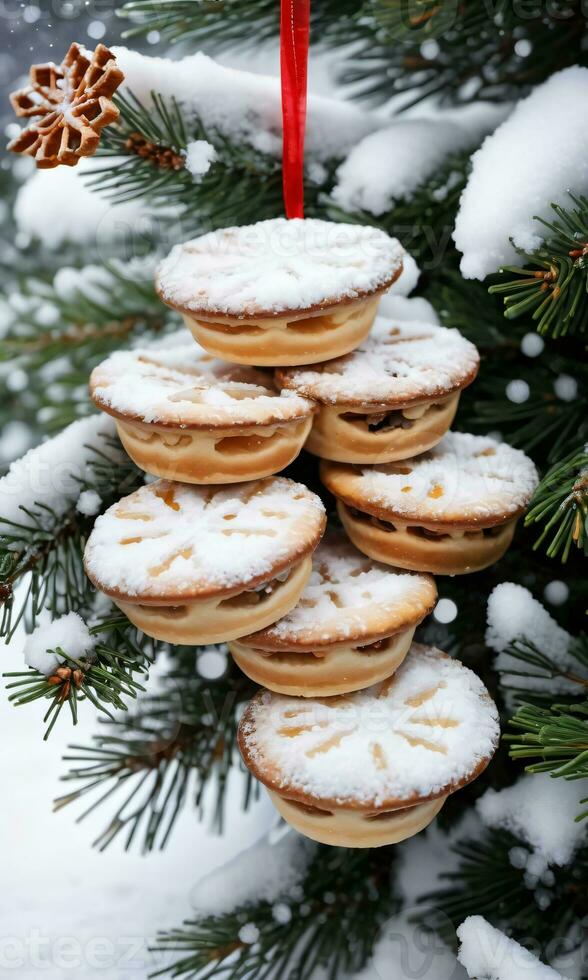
[83,216,537,848]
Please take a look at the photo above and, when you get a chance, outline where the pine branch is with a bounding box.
[117,0,356,49]
[55,656,256,851]
[525,446,588,561]
[0,430,142,641]
[151,846,398,979]
[336,1,588,108]
[0,256,176,433]
[495,633,588,707]
[92,90,334,229]
[4,612,156,740]
[508,702,588,813]
[489,196,588,338]
[467,354,588,465]
[422,828,588,954]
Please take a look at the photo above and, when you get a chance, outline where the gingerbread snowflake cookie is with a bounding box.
[277,318,479,463]
[90,342,316,483]
[230,534,436,697]
[321,432,538,575]
[9,43,124,169]
[238,644,500,848]
[84,477,326,644]
[156,218,405,367]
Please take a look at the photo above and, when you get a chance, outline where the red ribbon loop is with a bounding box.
[280,0,310,219]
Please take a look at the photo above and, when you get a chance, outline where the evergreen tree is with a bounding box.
[1,3,586,978]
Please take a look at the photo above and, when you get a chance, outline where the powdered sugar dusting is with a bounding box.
[240,644,499,806]
[90,344,314,428]
[156,219,405,317]
[84,477,326,599]
[249,535,435,648]
[329,432,538,524]
[277,318,479,406]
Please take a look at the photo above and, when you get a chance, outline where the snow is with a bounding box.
[378,292,439,325]
[23,611,96,676]
[0,415,118,533]
[14,158,152,249]
[486,584,585,695]
[76,489,102,516]
[189,829,313,916]
[85,478,325,599]
[457,916,570,979]
[156,218,404,316]
[185,140,217,179]
[477,773,588,877]
[241,644,499,806]
[113,47,379,163]
[1,600,278,978]
[354,914,464,980]
[454,66,588,279]
[332,119,473,215]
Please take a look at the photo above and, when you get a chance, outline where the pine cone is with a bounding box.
[8,42,124,169]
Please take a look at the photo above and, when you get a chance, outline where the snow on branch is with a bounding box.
[486,583,585,696]
[477,773,588,882]
[113,47,378,163]
[189,829,314,917]
[454,66,588,279]
[0,415,118,532]
[331,104,509,218]
[23,611,96,676]
[457,916,570,979]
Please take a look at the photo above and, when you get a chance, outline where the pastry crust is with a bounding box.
[241,535,436,651]
[229,627,415,697]
[268,791,446,848]
[114,415,313,484]
[303,394,459,464]
[276,318,479,408]
[155,218,405,366]
[337,500,517,575]
[238,644,500,815]
[275,318,479,459]
[320,433,538,529]
[180,295,383,367]
[90,344,316,481]
[115,554,312,644]
[84,477,326,603]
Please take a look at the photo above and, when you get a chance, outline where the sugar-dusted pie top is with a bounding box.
[322,432,539,528]
[239,644,500,809]
[241,534,436,650]
[155,218,405,318]
[84,477,326,601]
[90,343,315,429]
[277,318,479,408]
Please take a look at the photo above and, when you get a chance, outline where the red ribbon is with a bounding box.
[280,0,310,219]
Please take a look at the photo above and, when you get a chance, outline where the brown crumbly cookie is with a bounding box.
[321,432,538,575]
[89,341,316,483]
[238,644,500,847]
[276,318,479,463]
[84,477,326,644]
[230,534,436,696]
[155,219,405,366]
